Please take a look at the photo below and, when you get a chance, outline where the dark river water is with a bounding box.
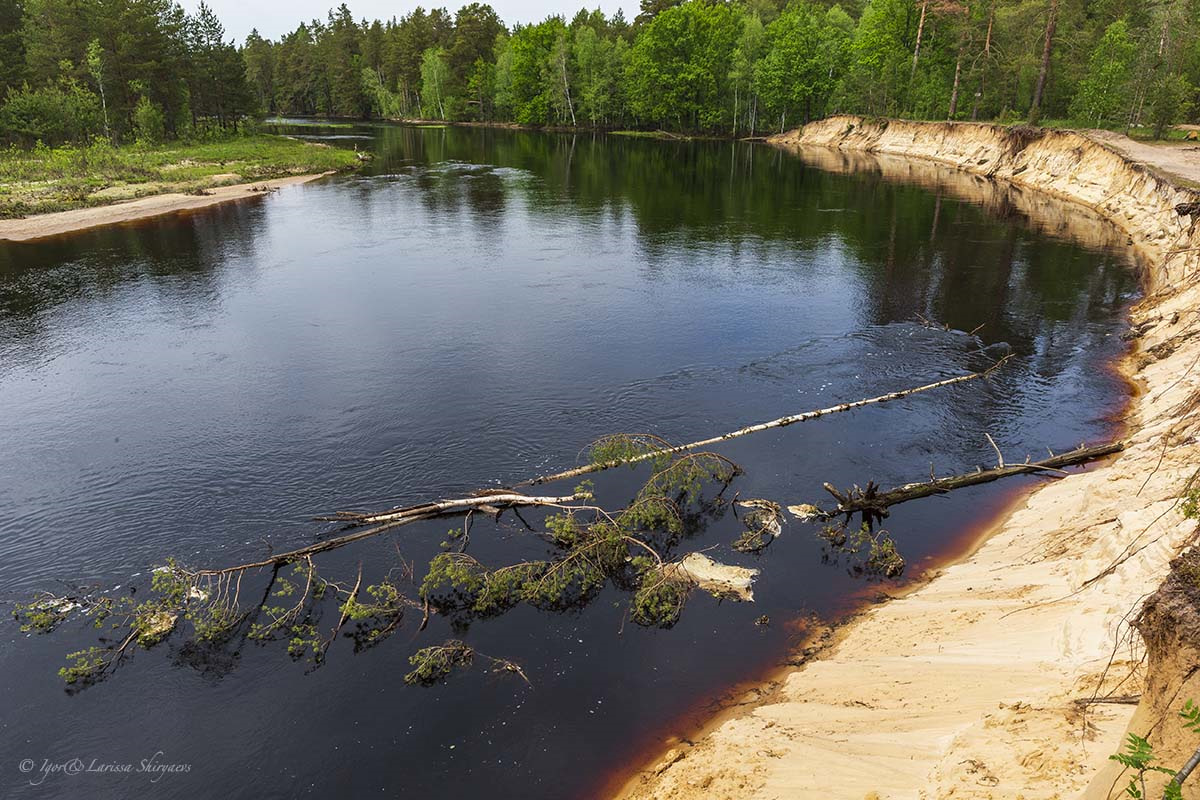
[0,122,1136,799]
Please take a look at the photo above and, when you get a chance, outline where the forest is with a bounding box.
[2,0,1200,143]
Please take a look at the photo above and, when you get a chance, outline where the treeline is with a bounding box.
[247,0,1200,135]
[2,0,1200,145]
[0,0,252,145]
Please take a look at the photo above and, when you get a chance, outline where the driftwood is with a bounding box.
[199,361,1016,575]
[521,356,1012,487]
[1072,694,1141,706]
[815,441,1124,521]
[190,360,1019,577]
[199,492,587,575]
[25,355,1047,687]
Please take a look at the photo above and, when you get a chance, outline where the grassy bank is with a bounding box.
[0,135,364,218]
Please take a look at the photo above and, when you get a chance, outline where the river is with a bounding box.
[0,121,1135,798]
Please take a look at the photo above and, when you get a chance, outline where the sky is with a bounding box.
[195,0,634,43]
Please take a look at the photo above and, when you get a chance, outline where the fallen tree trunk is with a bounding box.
[199,492,586,575]
[209,360,1014,572]
[520,356,1012,487]
[813,440,1124,520]
[318,490,573,526]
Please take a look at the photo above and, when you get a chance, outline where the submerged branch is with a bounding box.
[519,356,1013,487]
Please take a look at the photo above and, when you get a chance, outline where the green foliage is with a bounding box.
[3,0,1200,142]
[415,439,737,630]
[133,96,166,145]
[1148,72,1194,140]
[866,534,905,578]
[630,570,688,627]
[728,12,764,134]
[58,647,112,685]
[754,2,848,129]
[360,65,403,117]
[16,0,252,142]
[186,601,242,643]
[404,640,475,685]
[818,522,906,578]
[498,18,567,125]
[150,560,189,604]
[12,594,99,633]
[639,453,737,507]
[341,579,406,623]
[319,4,371,118]
[574,25,625,126]
[286,623,322,660]
[589,433,669,468]
[133,610,177,646]
[840,0,914,116]
[450,3,505,120]
[1108,698,1200,799]
[0,0,23,96]
[1182,482,1200,520]
[1068,20,1136,128]
[419,551,488,608]
[420,46,451,119]
[0,79,101,145]
[1110,732,1179,799]
[84,39,109,137]
[0,133,360,217]
[626,0,743,131]
[1182,699,1200,733]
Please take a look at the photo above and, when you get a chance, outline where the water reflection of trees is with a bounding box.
[0,124,1135,376]
[0,201,262,341]
[372,124,1134,357]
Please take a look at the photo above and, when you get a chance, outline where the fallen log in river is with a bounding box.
[810,440,1126,524]
[14,357,1022,688]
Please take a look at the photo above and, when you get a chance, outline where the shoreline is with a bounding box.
[0,172,334,242]
[614,117,1200,799]
[595,476,1079,798]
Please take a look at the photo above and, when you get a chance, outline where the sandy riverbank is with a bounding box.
[615,117,1200,799]
[0,172,333,242]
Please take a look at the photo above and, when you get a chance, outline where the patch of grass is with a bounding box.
[1035,118,1193,141]
[1126,125,1193,142]
[263,118,357,129]
[0,134,364,218]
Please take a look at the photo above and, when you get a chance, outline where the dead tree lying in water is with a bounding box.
[16,449,754,689]
[520,356,1012,487]
[793,440,1124,580]
[11,360,1013,689]
[815,440,1125,524]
